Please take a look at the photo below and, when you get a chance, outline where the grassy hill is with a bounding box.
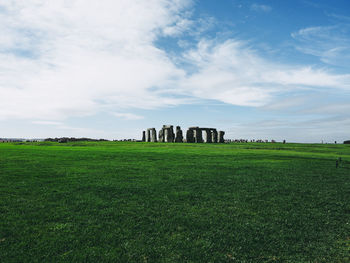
[0,141,349,262]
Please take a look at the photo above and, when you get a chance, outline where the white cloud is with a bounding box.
[302,103,350,115]
[327,13,350,22]
[180,39,350,106]
[0,0,350,125]
[292,25,350,67]
[32,121,63,126]
[163,18,193,36]
[261,96,308,111]
[0,0,191,120]
[250,4,272,12]
[112,112,144,120]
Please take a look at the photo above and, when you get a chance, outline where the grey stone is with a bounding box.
[186,129,194,143]
[146,129,151,142]
[204,129,212,143]
[211,130,218,143]
[142,131,146,142]
[175,126,183,143]
[218,131,225,143]
[164,129,169,142]
[194,128,203,143]
[164,125,174,142]
[151,128,157,142]
[158,129,164,142]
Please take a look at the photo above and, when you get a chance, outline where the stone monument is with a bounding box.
[218,131,225,143]
[186,129,194,143]
[158,129,164,142]
[143,125,225,144]
[211,130,218,143]
[146,129,151,142]
[175,126,183,142]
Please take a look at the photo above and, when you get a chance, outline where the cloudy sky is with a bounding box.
[1,0,350,142]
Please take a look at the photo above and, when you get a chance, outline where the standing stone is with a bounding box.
[211,130,218,143]
[194,128,203,143]
[159,129,164,142]
[164,129,169,142]
[193,129,198,143]
[186,129,194,143]
[170,126,175,142]
[142,131,146,142]
[146,129,151,142]
[151,128,157,142]
[204,129,212,143]
[218,131,225,143]
[175,126,183,143]
[198,129,204,143]
[170,128,175,142]
[163,125,174,142]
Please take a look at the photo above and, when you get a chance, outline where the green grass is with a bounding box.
[0,141,349,262]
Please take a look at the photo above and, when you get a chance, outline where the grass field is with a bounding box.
[0,141,349,262]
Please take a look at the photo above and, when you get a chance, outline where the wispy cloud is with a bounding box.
[250,4,272,12]
[292,25,350,67]
[327,13,350,22]
[32,121,63,126]
[112,112,144,120]
[0,0,349,128]
[180,39,350,107]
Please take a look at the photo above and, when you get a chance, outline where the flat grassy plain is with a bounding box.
[0,141,349,262]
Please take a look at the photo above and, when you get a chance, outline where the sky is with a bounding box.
[0,0,350,142]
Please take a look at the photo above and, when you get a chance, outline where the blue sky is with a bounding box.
[0,0,349,142]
